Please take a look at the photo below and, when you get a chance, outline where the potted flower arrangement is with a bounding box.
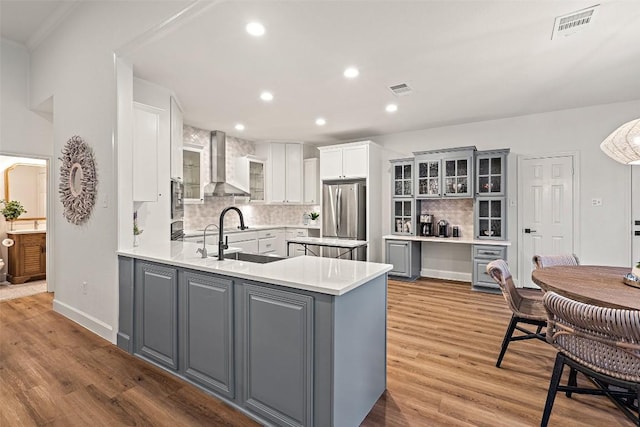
[309,211,320,226]
[133,210,143,246]
[0,199,27,230]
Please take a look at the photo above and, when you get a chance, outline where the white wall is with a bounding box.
[375,100,640,282]
[27,1,189,342]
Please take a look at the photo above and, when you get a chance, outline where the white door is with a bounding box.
[632,166,640,266]
[319,148,343,180]
[519,155,574,287]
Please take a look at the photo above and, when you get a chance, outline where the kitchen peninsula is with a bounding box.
[117,241,391,427]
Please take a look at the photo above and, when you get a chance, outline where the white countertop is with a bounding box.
[7,229,46,234]
[287,236,368,248]
[383,234,511,246]
[184,224,321,238]
[118,241,391,296]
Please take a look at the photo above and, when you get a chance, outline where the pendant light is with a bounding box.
[600,118,640,165]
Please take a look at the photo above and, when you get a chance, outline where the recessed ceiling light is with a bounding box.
[235,123,245,131]
[246,22,265,37]
[343,67,359,78]
[260,91,274,102]
[315,118,326,126]
[385,104,398,113]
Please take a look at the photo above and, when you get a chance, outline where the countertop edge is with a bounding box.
[382,235,511,246]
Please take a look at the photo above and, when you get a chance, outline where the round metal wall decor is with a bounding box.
[59,135,98,225]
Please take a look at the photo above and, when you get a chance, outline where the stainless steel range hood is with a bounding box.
[203,130,250,197]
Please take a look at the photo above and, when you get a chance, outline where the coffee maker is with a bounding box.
[437,219,449,238]
[420,214,434,236]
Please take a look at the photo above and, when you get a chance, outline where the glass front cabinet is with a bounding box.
[392,199,415,235]
[475,149,509,197]
[443,154,473,197]
[475,198,505,240]
[415,158,441,198]
[391,159,413,197]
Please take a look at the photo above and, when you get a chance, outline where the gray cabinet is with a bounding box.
[391,159,413,197]
[472,245,506,291]
[180,271,234,398]
[415,157,441,198]
[475,149,508,197]
[392,199,415,235]
[134,261,179,370]
[442,153,474,197]
[475,197,506,240]
[240,283,314,427]
[414,146,476,199]
[386,239,421,279]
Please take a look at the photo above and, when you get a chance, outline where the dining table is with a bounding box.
[531,265,640,311]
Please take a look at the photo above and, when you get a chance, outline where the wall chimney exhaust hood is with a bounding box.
[203,131,250,197]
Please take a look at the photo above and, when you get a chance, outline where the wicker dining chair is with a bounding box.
[533,254,580,269]
[486,259,547,368]
[541,291,640,427]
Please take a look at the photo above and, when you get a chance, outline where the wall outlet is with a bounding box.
[82,281,88,295]
[591,198,603,207]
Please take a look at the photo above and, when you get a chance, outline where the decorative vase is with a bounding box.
[309,219,317,226]
[133,234,139,247]
[633,266,640,279]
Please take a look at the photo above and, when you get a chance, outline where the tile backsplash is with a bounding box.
[419,198,474,238]
[185,199,320,230]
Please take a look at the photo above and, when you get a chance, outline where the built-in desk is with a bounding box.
[383,235,510,291]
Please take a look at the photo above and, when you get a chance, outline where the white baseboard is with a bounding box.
[420,268,471,283]
[53,299,114,343]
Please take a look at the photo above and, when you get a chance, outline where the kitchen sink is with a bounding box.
[231,252,284,264]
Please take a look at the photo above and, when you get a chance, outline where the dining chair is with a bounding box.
[486,259,547,368]
[532,254,580,269]
[541,291,640,427]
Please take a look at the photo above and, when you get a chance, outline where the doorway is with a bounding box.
[518,154,578,288]
[0,154,52,298]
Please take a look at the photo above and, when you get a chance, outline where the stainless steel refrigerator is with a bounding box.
[322,182,366,260]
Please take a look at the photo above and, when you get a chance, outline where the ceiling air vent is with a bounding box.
[551,5,599,40]
[388,83,413,97]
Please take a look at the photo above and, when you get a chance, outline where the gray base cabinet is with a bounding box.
[134,262,179,370]
[472,245,506,292]
[386,239,421,279]
[180,271,234,398]
[240,284,314,426]
[119,256,387,427]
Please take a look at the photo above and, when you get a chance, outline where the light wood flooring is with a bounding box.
[0,279,632,426]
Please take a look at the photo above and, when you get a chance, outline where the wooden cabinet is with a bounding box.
[170,97,183,181]
[319,143,368,180]
[239,283,314,427]
[472,245,506,291]
[6,232,46,284]
[134,261,179,370]
[180,271,234,398]
[414,147,475,199]
[303,158,320,204]
[476,149,508,197]
[385,239,420,279]
[269,142,303,203]
[133,102,160,201]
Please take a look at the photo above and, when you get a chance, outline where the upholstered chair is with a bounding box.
[532,254,580,269]
[486,259,547,368]
[541,291,640,426]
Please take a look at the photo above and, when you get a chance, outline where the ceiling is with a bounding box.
[3,1,640,143]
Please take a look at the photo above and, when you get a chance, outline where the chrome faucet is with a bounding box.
[218,206,247,260]
[196,223,219,258]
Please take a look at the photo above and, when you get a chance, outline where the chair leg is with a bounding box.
[566,367,578,398]
[496,315,519,368]
[536,324,543,334]
[541,353,565,427]
[636,389,639,427]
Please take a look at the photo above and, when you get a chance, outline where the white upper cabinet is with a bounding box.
[319,143,368,180]
[169,97,183,181]
[303,158,320,204]
[133,102,159,201]
[268,142,303,203]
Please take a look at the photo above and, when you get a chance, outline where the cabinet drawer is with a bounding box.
[258,237,277,254]
[472,245,506,260]
[258,229,279,239]
[227,231,258,243]
[474,260,499,289]
[293,229,308,238]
